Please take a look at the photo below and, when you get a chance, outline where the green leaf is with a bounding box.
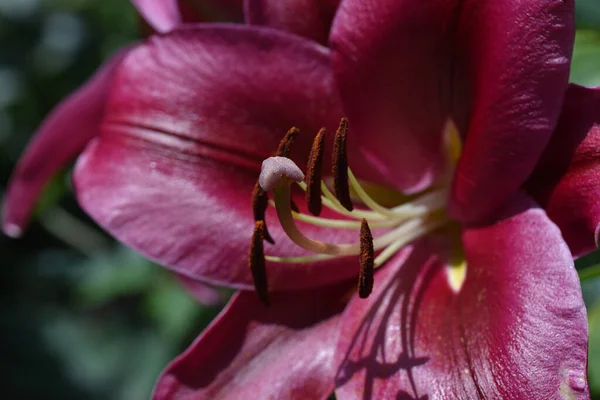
[576,0,600,30]
[145,277,204,342]
[570,30,600,87]
[578,263,600,282]
[588,300,600,396]
[76,248,156,305]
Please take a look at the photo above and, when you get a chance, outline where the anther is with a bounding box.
[252,182,274,244]
[249,220,270,306]
[276,127,300,212]
[332,118,353,211]
[358,219,374,299]
[276,127,299,158]
[306,128,326,216]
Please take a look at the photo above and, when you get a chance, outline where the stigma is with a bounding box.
[249,119,448,305]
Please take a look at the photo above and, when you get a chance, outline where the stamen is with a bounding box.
[266,161,443,256]
[276,127,299,157]
[358,219,374,298]
[318,181,384,220]
[253,122,452,297]
[373,217,448,267]
[288,207,401,229]
[251,182,274,244]
[297,180,372,219]
[266,253,335,263]
[275,127,300,212]
[249,220,270,306]
[268,198,410,229]
[306,128,326,216]
[348,169,399,217]
[332,118,353,211]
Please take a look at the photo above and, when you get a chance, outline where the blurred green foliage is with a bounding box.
[568,1,600,395]
[1,0,600,399]
[0,1,225,399]
[571,30,600,87]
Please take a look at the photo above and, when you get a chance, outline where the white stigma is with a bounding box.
[259,157,305,191]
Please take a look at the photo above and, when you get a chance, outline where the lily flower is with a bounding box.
[5,0,594,398]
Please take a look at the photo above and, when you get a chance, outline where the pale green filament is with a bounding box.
[268,199,402,229]
[265,174,447,267]
[347,169,399,217]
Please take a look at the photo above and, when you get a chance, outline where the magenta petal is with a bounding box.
[335,196,588,399]
[330,0,574,209]
[245,0,339,44]
[448,0,575,221]
[73,26,361,290]
[153,283,350,400]
[527,84,600,258]
[131,0,244,33]
[177,274,225,306]
[131,0,183,32]
[330,0,452,193]
[2,48,129,237]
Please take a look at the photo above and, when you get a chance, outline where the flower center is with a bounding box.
[249,119,457,306]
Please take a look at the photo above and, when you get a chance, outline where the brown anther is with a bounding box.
[306,128,326,216]
[249,220,270,306]
[276,127,300,212]
[276,127,299,158]
[251,181,274,244]
[358,219,374,299]
[332,118,353,211]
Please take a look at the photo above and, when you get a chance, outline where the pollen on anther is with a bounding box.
[275,127,300,212]
[332,118,353,211]
[276,127,299,158]
[251,181,274,244]
[306,128,326,216]
[358,219,374,299]
[249,220,270,306]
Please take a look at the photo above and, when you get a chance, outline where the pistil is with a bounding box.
[251,126,300,244]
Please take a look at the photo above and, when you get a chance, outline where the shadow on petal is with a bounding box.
[335,240,446,399]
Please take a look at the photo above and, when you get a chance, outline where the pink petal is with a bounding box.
[245,0,339,44]
[131,0,183,33]
[330,0,574,218]
[132,0,244,34]
[153,283,351,399]
[448,0,575,221]
[177,274,225,306]
[335,195,588,399]
[526,84,600,258]
[2,48,130,237]
[330,0,451,193]
[74,26,362,290]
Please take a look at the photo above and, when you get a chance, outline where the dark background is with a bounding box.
[1,1,600,398]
